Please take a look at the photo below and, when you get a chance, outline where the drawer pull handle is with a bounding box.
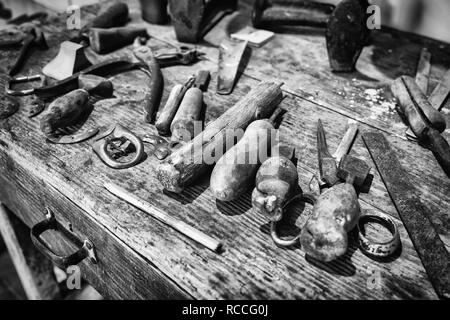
[30,207,97,269]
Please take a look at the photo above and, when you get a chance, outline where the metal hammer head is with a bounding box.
[29,27,48,49]
[325,0,369,72]
[337,154,370,188]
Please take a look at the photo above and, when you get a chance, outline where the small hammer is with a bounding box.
[337,155,370,189]
[252,0,370,72]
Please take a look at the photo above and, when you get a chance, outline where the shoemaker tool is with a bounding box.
[300,120,369,262]
[391,75,450,176]
[7,26,48,76]
[252,0,370,72]
[362,131,450,299]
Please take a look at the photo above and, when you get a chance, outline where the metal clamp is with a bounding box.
[92,124,144,169]
[270,193,317,247]
[6,74,46,96]
[30,208,97,269]
[357,212,401,258]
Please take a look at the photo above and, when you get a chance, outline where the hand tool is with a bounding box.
[42,41,92,80]
[217,39,248,95]
[312,119,358,191]
[337,154,371,190]
[7,12,47,25]
[391,76,450,175]
[157,81,283,193]
[210,107,283,202]
[155,76,195,136]
[362,131,450,299]
[89,27,150,54]
[415,48,431,95]
[429,67,450,111]
[407,48,432,140]
[139,0,169,24]
[8,26,48,76]
[168,0,238,43]
[317,119,340,187]
[252,0,370,72]
[154,46,206,68]
[41,75,113,143]
[194,69,211,92]
[300,122,369,262]
[170,87,204,143]
[22,59,140,99]
[133,43,164,123]
[104,183,222,252]
[74,2,129,44]
[357,211,400,259]
[40,89,90,137]
[92,125,144,169]
[252,145,298,222]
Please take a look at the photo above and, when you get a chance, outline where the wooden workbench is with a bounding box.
[0,0,449,299]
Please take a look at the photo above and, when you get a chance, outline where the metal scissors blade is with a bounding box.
[317,119,339,187]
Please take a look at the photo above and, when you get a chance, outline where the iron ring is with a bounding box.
[357,212,400,258]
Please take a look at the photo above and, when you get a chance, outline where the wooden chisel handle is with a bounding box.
[425,128,450,176]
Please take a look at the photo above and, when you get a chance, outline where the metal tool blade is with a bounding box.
[46,127,99,144]
[317,119,339,186]
[362,131,450,299]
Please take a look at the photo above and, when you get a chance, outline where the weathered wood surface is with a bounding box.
[0,204,60,299]
[0,0,448,299]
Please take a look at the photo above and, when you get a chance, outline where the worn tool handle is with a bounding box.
[425,128,450,176]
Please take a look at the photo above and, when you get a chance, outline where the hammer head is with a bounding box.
[337,155,370,188]
[326,0,369,72]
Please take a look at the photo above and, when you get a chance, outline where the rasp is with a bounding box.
[362,131,450,299]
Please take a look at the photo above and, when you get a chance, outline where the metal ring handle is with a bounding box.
[30,208,97,269]
[357,212,401,258]
[92,124,144,169]
[270,193,317,247]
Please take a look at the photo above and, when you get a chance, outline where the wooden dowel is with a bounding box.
[415,48,431,94]
[104,183,222,252]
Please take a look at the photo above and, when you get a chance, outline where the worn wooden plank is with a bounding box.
[0,150,190,300]
[0,204,60,300]
[0,0,446,299]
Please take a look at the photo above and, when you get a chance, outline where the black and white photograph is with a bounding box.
[0,0,449,306]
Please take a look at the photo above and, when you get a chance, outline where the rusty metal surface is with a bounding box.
[362,131,450,299]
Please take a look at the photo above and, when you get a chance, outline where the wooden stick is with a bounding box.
[156,81,283,193]
[104,183,222,252]
[332,119,358,163]
[415,48,431,94]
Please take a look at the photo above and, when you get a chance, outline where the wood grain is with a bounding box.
[0,0,448,299]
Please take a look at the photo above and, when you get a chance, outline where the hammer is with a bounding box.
[252,0,370,72]
[168,0,238,43]
[337,155,370,190]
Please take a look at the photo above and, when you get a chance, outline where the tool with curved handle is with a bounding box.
[30,208,97,269]
[92,124,144,169]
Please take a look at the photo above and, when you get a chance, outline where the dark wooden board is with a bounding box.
[0,0,448,299]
